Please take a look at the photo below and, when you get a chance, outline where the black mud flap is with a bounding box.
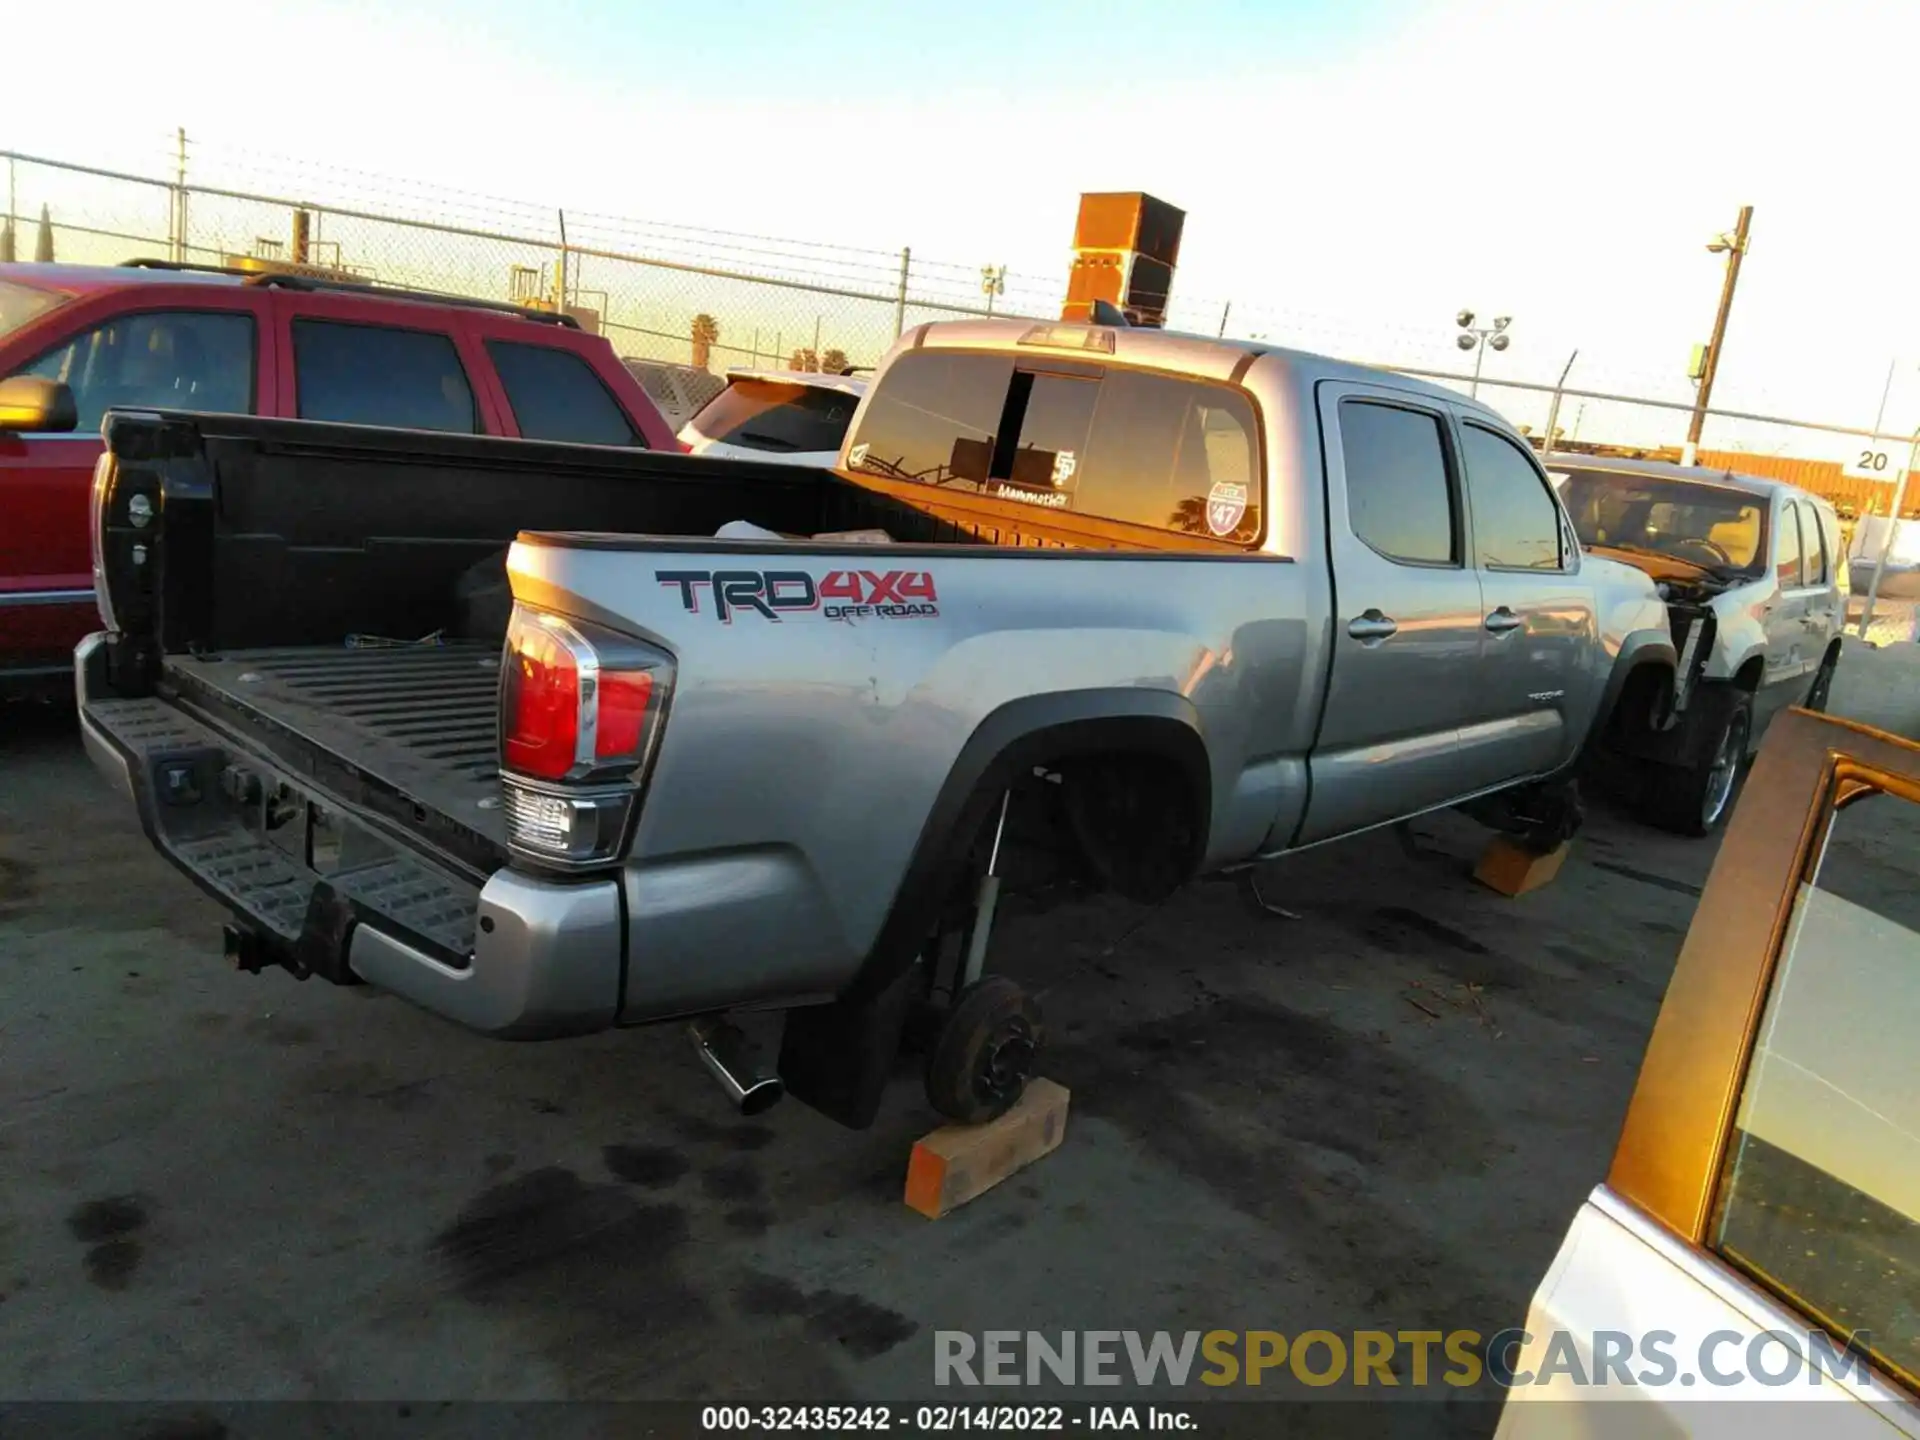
[776,960,922,1129]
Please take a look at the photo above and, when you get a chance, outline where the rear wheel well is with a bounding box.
[1733,656,1765,692]
[852,706,1211,1004]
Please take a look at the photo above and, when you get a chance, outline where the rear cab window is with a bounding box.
[844,348,1262,544]
[292,318,477,434]
[689,378,864,456]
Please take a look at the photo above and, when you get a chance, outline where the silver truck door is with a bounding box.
[1451,415,1597,784]
[1297,383,1488,845]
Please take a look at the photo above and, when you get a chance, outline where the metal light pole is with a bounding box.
[1683,205,1753,463]
[981,265,1006,317]
[1455,310,1513,399]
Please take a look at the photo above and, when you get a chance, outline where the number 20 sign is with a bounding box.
[1843,445,1909,482]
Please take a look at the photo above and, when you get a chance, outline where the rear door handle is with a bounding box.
[1347,609,1398,643]
[1485,607,1523,634]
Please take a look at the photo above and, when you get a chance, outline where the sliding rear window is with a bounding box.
[846,348,1262,543]
[688,379,862,455]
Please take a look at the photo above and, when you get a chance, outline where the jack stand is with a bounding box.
[1237,867,1301,920]
[932,789,1011,1007]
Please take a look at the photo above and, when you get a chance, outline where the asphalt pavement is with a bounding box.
[1,646,1915,1434]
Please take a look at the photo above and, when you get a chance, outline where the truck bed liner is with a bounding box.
[165,642,506,855]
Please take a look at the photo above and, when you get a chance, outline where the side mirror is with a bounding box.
[0,376,78,434]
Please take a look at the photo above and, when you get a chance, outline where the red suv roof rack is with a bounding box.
[119,258,581,329]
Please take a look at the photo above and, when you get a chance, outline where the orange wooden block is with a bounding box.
[1474,837,1570,897]
[904,1078,1071,1219]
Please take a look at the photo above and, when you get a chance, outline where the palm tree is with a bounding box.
[33,204,54,263]
[820,348,851,376]
[789,347,819,373]
[690,313,720,371]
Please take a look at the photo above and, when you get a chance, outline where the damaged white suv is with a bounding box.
[1551,457,1849,836]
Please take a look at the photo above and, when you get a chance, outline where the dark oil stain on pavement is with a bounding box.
[243,1015,318,1047]
[68,1194,153,1291]
[723,1208,772,1236]
[701,1160,763,1204]
[0,855,38,921]
[1590,859,1703,897]
[603,1144,690,1188]
[734,1271,919,1360]
[434,1167,689,1292]
[429,1166,891,1396]
[68,1195,150,1243]
[1373,907,1490,958]
[1050,999,1517,1327]
[132,1414,229,1440]
[85,1240,143,1291]
[670,1113,777,1152]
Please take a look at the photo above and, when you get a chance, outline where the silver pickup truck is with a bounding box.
[77,318,1684,1129]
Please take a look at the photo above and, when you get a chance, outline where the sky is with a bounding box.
[6,0,1919,456]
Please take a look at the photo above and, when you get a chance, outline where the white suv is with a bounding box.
[1551,457,1849,835]
[678,368,867,469]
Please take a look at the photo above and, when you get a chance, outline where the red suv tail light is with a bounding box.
[499,604,672,868]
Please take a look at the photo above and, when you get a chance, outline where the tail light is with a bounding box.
[499,604,673,869]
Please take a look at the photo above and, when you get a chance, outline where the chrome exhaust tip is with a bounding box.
[689,1017,784,1116]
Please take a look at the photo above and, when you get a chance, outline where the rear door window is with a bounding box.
[691,379,864,456]
[1338,400,1458,565]
[15,310,256,432]
[292,319,477,434]
[486,340,637,446]
[1805,503,1831,585]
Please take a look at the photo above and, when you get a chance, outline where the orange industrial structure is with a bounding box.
[1695,450,1917,518]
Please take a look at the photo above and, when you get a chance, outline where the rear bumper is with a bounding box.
[74,633,624,1039]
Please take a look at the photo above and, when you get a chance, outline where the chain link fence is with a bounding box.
[3,143,1915,644]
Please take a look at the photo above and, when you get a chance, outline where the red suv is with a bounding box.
[0,260,677,695]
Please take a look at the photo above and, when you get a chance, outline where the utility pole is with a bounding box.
[174,128,189,262]
[1684,204,1753,461]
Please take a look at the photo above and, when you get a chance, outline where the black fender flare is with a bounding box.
[777,689,1211,1129]
[850,687,1213,1004]
[1593,629,1679,740]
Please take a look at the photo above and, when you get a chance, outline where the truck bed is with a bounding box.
[165,641,508,863]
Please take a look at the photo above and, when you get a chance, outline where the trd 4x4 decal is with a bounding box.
[656,569,939,622]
